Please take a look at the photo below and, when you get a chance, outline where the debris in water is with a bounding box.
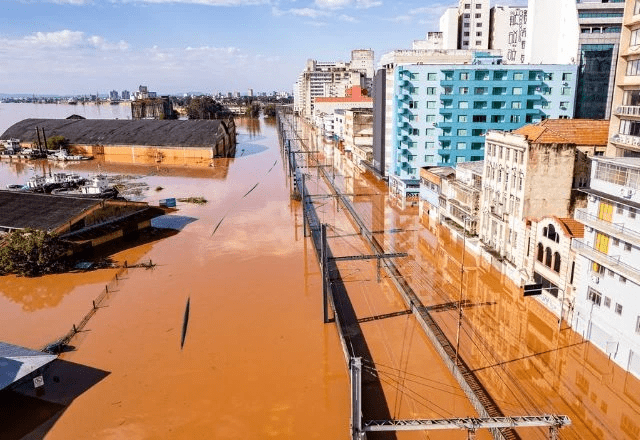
[178,197,207,205]
[181,297,190,350]
[155,186,164,191]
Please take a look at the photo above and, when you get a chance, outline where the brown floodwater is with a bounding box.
[2,115,639,440]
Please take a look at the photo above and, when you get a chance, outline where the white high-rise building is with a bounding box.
[294,50,374,119]
[440,7,459,50]
[572,157,640,378]
[526,0,579,64]
[459,0,490,50]
[491,6,528,64]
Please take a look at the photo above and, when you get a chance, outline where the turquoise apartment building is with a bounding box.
[389,53,577,199]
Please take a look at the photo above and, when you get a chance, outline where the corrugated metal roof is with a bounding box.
[0,118,230,148]
[0,342,57,390]
[0,191,100,232]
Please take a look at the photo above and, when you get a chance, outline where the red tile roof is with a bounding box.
[513,119,609,146]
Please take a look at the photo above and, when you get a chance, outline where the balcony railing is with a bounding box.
[610,133,640,148]
[616,106,640,117]
[575,208,640,244]
[572,239,640,285]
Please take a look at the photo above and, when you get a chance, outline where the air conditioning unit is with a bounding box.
[586,226,593,233]
[563,82,569,86]
[591,276,600,284]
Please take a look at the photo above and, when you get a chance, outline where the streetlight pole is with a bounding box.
[455,216,469,367]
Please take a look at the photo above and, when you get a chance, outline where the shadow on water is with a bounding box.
[0,359,109,440]
[327,257,397,440]
[235,143,268,158]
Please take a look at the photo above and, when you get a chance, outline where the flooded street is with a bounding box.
[1,104,639,439]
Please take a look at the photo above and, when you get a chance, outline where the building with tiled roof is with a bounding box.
[522,215,585,320]
[479,120,607,286]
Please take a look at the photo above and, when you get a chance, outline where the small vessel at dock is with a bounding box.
[51,175,119,199]
[48,148,92,162]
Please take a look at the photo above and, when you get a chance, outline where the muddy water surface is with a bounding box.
[0,117,349,439]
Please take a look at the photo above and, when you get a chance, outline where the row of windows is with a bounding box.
[486,143,524,164]
[580,26,621,34]
[587,288,625,317]
[439,71,571,82]
[594,161,640,190]
[578,11,623,19]
[536,244,561,273]
[405,100,568,110]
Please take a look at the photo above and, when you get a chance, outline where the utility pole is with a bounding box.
[455,217,469,367]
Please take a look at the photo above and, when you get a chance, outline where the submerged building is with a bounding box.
[0,118,237,163]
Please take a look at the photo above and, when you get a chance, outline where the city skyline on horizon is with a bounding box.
[2,0,526,95]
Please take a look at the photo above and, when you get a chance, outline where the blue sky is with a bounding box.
[1,0,526,95]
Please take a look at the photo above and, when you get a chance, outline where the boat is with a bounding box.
[48,149,92,161]
[51,175,118,199]
[25,172,85,192]
[110,100,121,105]
[67,98,78,105]
[6,184,27,191]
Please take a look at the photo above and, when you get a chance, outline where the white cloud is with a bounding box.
[272,6,330,18]
[338,14,358,22]
[314,0,380,9]
[118,0,269,4]
[47,0,92,4]
[22,30,86,48]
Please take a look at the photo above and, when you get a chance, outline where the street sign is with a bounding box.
[33,375,44,388]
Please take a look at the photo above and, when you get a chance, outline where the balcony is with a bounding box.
[615,106,640,118]
[572,239,640,285]
[575,208,640,246]
[610,133,640,150]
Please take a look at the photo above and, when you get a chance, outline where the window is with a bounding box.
[425,115,435,123]
[510,115,521,123]
[464,3,470,8]
[492,101,505,109]
[513,87,522,95]
[636,316,640,334]
[562,73,572,81]
[427,73,437,81]
[457,129,468,136]
[636,0,640,15]
[476,3,481,8]
[460,72,469,80]
[630,207,637,218]
[426,87,436,95]
[471,142,483,149]
[473,115,486,123]
[620,276,626,284]
[494,71,506,81]
[472,128,484,136]
[476,32,482,37]
[493,87,506,95]
[545,247,552,267]
[536,243,544,262]
[475,87,487,95]
[617,203,624,214]
[412,128,419,135]
[625,243,632,251]
[409,101,418,109]
[512,101,522,109]
[560,102,569,110]
[427,101,436,109]
[513,72,524,80]
[410,87,420,94]
[561,87,571,95]
[457,142,466,149]
[475,40,482,45]
[491,115,505,123]
[425,141,435,149]
[458,115,468,122]
[613,238,620,246]
[426,128,436,136]
[632,29,640,46]
[615,304,623,315]
[474,101,487,109]
[475,13,481,18]
[475,71,489,81]
[604,297,611,308]
[588,287,602,306]
[459,86,469,95]
[459,101,469,109]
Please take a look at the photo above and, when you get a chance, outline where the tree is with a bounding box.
[47,135,68,150]
[0,229,70,276]
[264,104,277,118]
[187,97,232,119]
[245,101,261,118]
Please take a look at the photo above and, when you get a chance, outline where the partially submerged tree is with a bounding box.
[264,104,276,118]
[187,97,232,119]
[46,135,68,150]
[0,229,70,276]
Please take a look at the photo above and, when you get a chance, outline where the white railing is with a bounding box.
[610,133,640,148]
[572,239,640,283]
[616,106,640,117]
[575,208,640,243]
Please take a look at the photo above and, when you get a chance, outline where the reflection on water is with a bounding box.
[297,118,640,440]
